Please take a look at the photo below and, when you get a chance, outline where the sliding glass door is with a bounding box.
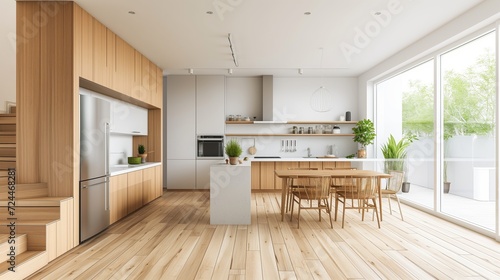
[375,29,497,234]
[439,31,496,230]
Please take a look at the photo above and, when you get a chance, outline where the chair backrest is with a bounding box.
[288,167,318,186]
[299,175,331,199]
[338,175,378,199]
[387,170,404,192]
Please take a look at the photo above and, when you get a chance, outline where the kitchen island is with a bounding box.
[210,161,251,225]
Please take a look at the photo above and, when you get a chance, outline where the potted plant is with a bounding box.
[352,119,376,158]
[138,144,147,163]
[380,134,417,192]
[225,139,242,165]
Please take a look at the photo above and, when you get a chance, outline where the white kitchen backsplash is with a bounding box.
[109,134,133,165]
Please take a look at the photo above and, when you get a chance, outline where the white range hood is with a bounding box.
[253,75,287,124]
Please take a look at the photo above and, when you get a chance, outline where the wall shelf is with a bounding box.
[225,121,358,125]
[226,133,354,137]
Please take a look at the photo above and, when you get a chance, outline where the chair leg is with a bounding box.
[395,194,404,221]
[290,196,294,222]
[297,202,301,228]
[326,198,333,228]
[334,194,339,221]
[341,200,346,228]
[372,198,380,228]
[387,195,392,215]
[318,199,322,222]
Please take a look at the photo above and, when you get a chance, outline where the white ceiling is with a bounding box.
[45,1,489,76]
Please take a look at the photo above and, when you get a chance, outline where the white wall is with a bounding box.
[0,0,16,113]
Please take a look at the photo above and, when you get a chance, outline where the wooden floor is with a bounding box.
[28,191,500,279]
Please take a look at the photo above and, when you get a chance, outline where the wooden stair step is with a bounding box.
[0,197,70,207]
[0,207,60,221]
[0,124,16,132]
[0,135,16,143]
[0,147,16,157]
[0,250,48,280]
[0,131,15,136]
[0,143,15,148]
[0,161,16,170]
[0,157,16,162]
[0,220,58,226]
[0,183,48,199]
[0,115,16,125]
[0,234,28,263]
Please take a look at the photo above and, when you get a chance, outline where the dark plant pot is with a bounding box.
[443,182,451,193]
[402,182,410,193]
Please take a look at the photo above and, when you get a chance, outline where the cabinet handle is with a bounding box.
[132,131,141,134]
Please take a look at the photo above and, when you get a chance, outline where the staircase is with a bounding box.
[0,113,16,172]
[0,112,74,279]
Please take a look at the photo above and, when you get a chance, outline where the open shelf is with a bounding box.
[225,133,354,137]
[225,121,358,125]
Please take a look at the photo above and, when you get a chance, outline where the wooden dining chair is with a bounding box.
[290,175,332,228]
[380,170,404,220]
[334,175,380,228]
[285,167,318,213]
[324,167,357,213]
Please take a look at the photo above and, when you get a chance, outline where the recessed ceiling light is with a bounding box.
[128,11,135,15]
[304,12,311,15]
[206,11,213,15]
[373,11,381,16]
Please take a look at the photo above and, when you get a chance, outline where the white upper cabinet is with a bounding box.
[166,75,196,159]
[196,76,225,135]
[110,100,148,135]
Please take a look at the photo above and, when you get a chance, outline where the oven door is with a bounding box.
[197,136,224,159]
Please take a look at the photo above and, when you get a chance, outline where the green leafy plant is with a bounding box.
[381,134,417,173]
[138,144,146,155]
[352,119,376,149]
[225,139,242,157]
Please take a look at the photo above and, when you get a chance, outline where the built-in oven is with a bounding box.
[197,135,224,159]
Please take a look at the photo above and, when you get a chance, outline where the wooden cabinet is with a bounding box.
[110,173,128,224]
[142,167,156,204]
[127,170,143,214]
[166,76,196,160]
[250,161,352,190]
[110,166,161,224]
[80,8,93,81]
[114,36,135,97]
[155,165,163,197]
[196,76,225,135]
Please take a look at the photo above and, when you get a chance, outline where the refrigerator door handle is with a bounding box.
[105,122,110,176]
[105,181,109,211]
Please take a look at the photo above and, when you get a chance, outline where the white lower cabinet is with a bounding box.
[196,160,221,189]
[166,159,196,189]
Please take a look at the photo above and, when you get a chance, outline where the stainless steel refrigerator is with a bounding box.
[79,92,110,243]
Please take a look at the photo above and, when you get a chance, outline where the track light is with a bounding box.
[298,68,303,75]
[228,69,233,75]
[188,68,194,75]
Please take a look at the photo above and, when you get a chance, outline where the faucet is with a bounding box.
[307,147,312,158]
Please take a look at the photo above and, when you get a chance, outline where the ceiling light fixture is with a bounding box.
[128,11,135,15]
[298,68,303,75]
[304,12,311,15]
[227,33,239,67]
[206,11,213,15]
[374,11,382,16]
[228,68,233,75]
[189,68,194,75]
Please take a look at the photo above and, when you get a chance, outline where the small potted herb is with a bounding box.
[138,144,147,163]
[225,139,242,165]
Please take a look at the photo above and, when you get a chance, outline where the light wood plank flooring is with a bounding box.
[28,191,500,279]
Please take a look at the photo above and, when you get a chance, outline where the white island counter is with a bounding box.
[210,161,251,225]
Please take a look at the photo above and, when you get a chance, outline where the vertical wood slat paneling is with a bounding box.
[17,2,41,183]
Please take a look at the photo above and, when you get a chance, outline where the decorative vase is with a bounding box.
[229,157,239,165]
[357,149,366,158]
[139,153,147,163]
